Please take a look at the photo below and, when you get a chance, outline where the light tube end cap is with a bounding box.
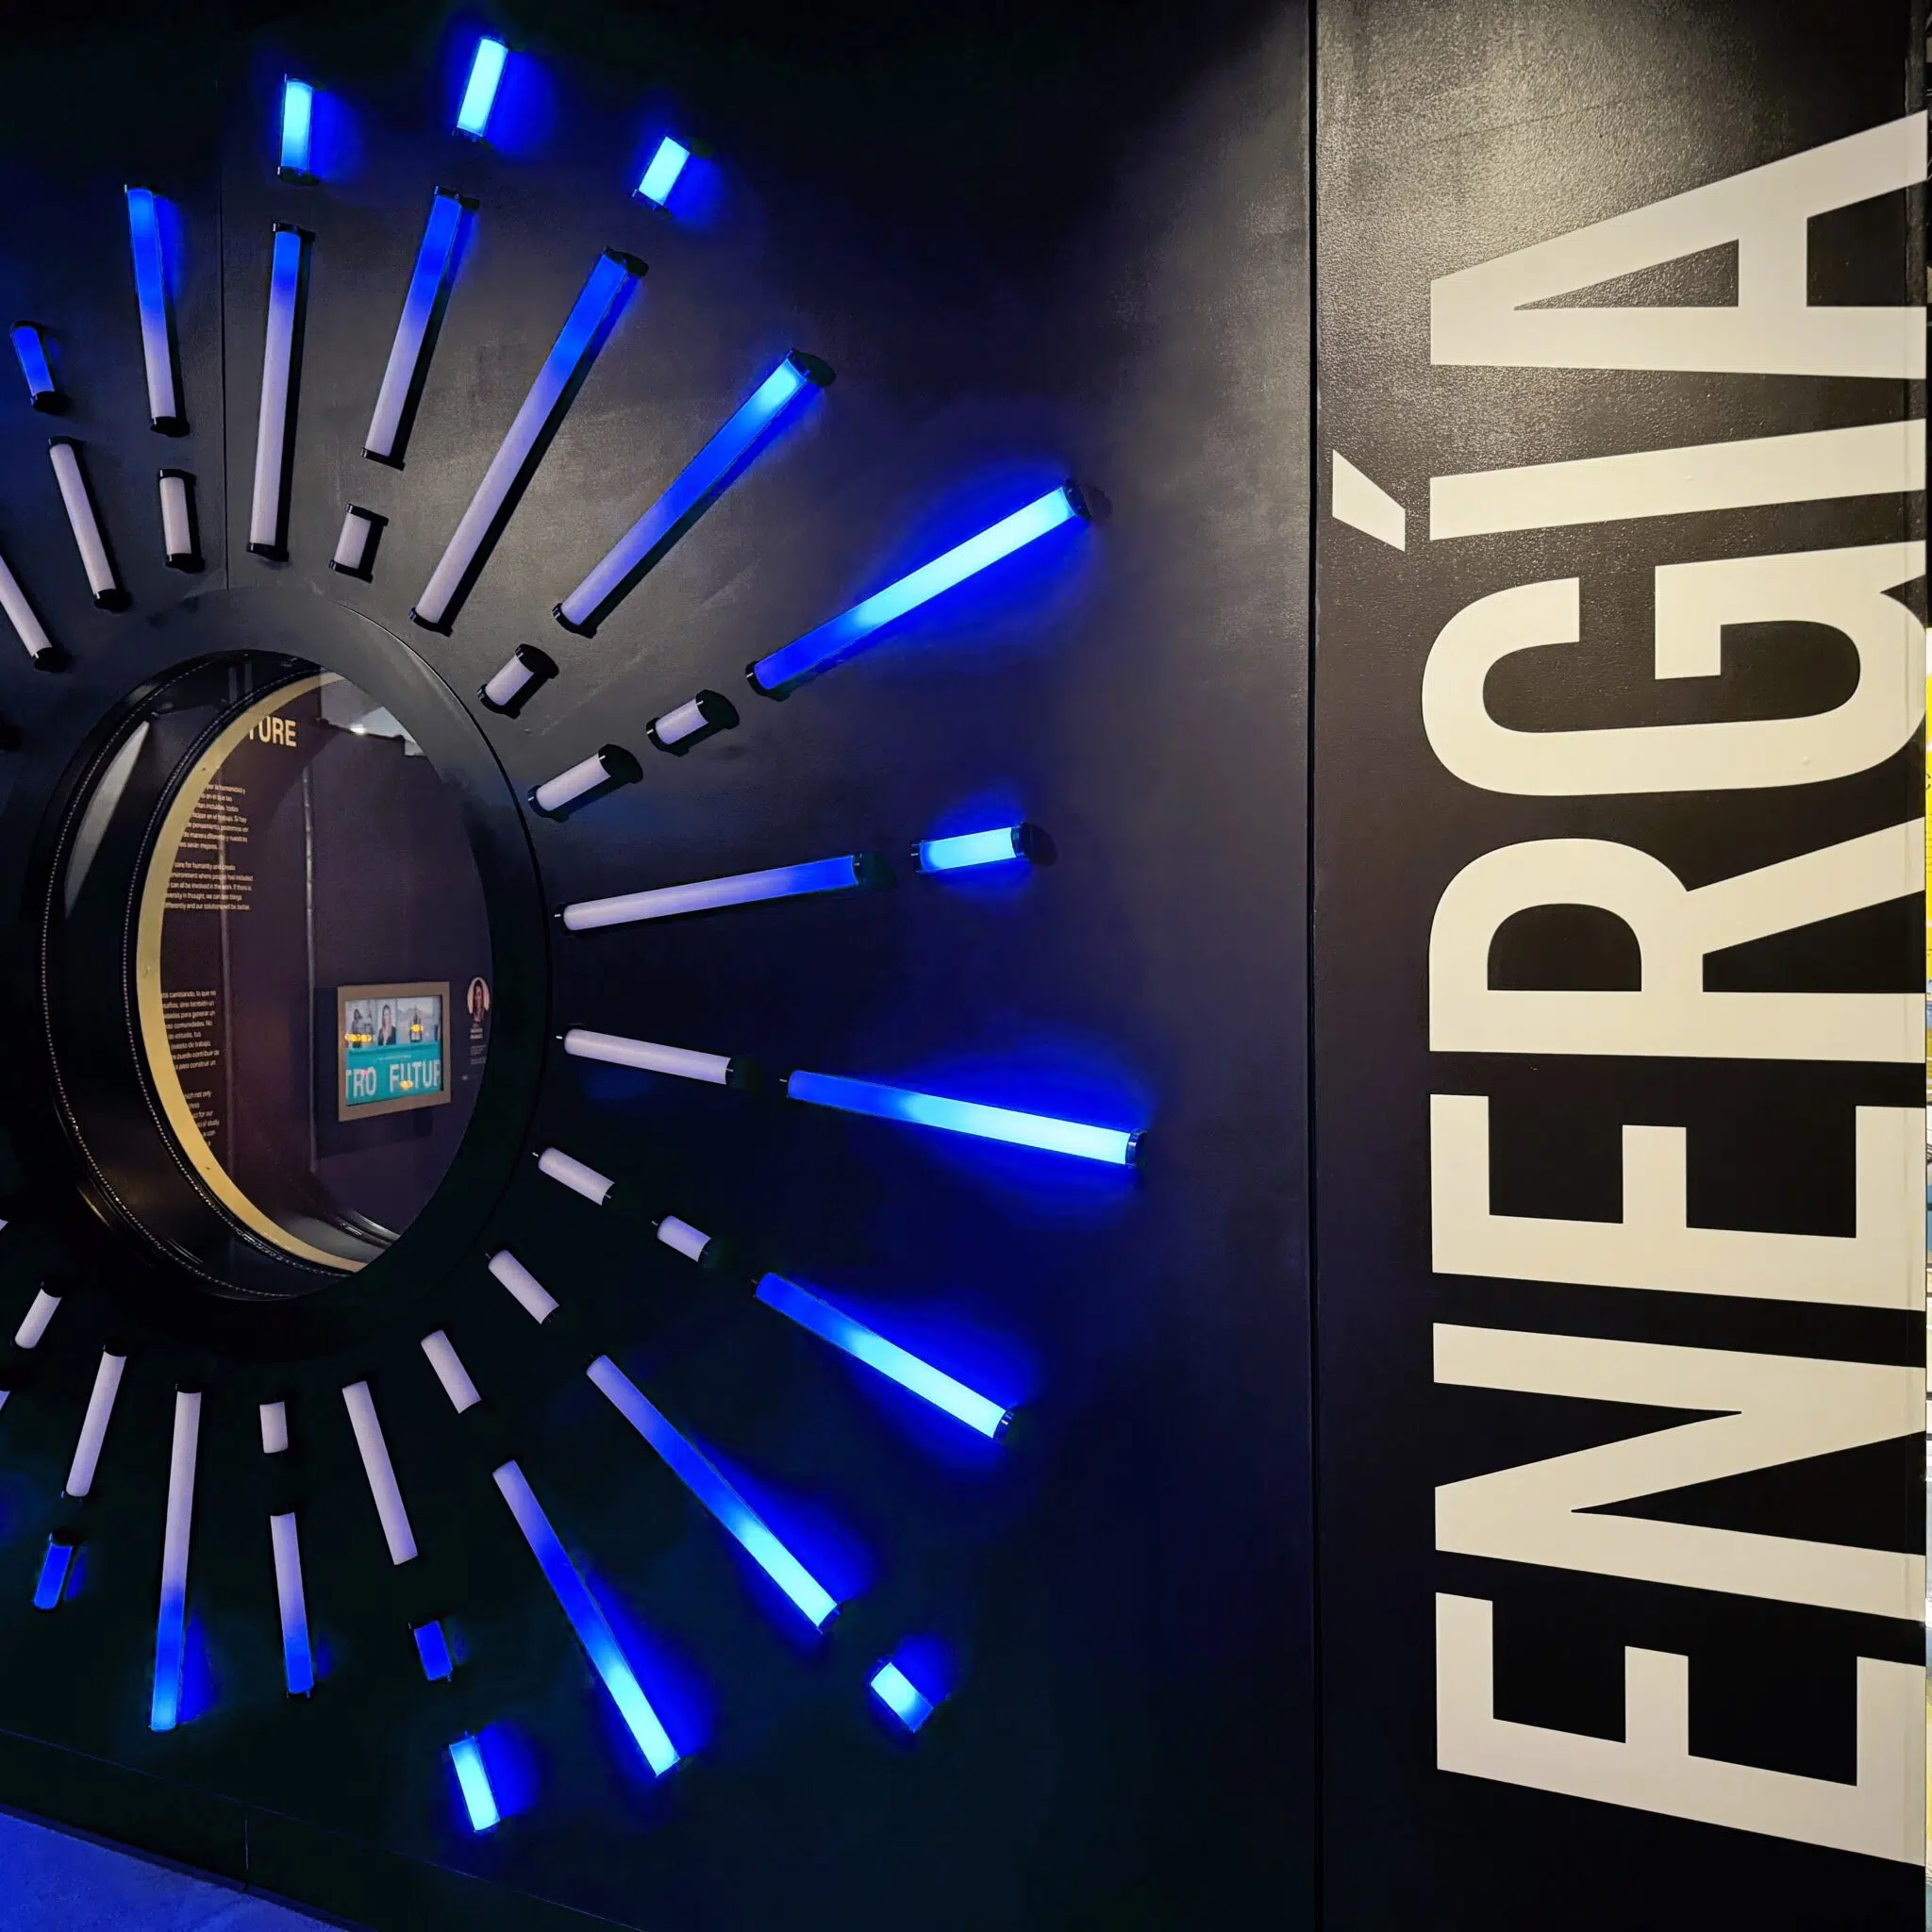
[552,602,594,638]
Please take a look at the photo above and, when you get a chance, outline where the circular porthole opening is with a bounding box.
[43,655,495,1297]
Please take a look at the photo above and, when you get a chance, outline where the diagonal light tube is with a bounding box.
[365,190,469,464]
[249,225,308,558]
[48,441,122,607]
[342,1379,418,1565]
[64,1350,127,1497]
[0,547,54,663]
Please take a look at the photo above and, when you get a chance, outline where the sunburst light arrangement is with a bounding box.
[0,33,1147,1840]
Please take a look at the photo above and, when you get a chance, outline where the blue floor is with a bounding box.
[0,1808,346,1930]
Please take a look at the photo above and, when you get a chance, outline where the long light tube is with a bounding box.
[158,469,196,568]
[588,1356,840,1630]
[555,355,823,634]
[748,482,1087,696]
[449,1736,500,1831]
[648,690,738,754]
[14,1289,61,1350]
[870,1658,935,1732]
[278,78,314,179]
[125,188,181,432]
[412,250,643,631]
[491,1459,680,1774]
[784,1071,1141,1166]
[655,1215,712,1265]
[916,824,1032,874]
[364,190,469,465]
[341,1380,418,1565]
[270,1512,313,1696]
[455,37,508,139]
[421,1330,481,1413]
[487,1249,558,1324]
[64,1350,128,1497]
[9,325,59,410]
[48,441,123,608]
[249,225,308,558]
[33,1538,75,1613]
[561,851,883,933]
[537,1146,614,1207]
[0,548,54,665]
[563,1029,739,1087]
[755,1274,1011,1439]
[150,1389,201,1731]
[479,643,556,715]
[634,137,690,207]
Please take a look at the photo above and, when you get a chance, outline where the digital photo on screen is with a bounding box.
[338,980,451,1121]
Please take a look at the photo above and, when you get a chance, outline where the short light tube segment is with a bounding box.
[249,225,308,558]
[563,1029,741,1088]
[755,1274,1011,1439]
[414,1620,455,1682]
[151,1389,201,1731]
[456,37,508,139]
[259,1400,290,1455]
[487,1249,558,1324]
[634,136,690,207]
[492,1459,680,1774]
[364,190,469,466]
[749,481,1088,696]
[278,78,314,179]
[655,1216,712,1266]
[10,325,59,410]
[917,824,1032,874]
[270,1511,313,1695]
[871,1658,935,1732]
[479,643,557,716]
[449,1736,500,1831]
[65,1350,128,1498]
[48,441,123,608]
[561,851,885,933]
[33,1539,75,1612]
[412,249,643,631]
[125,188,181,432]
[531,745,631,815]
[588,1357,840,1631]
[14,1289,61,1349]
[538,1146,614,1207]
[158,469,197,569]
[648,690,738,754]
[784,1071,1141,1167]
[555,354,825,635]
[0,549,54,665]
[421,1330,481,1413]
[341,1380,418,1566]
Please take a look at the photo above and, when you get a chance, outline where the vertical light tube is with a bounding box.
[411,250,643,631]
[455,37,508,139]
[449,1736,501,1831]
[259,1399,291,1455]
[364,189,469,465]
[125,187,181,432]
[487,1249,558,1323]
[560,851,884,933]
[64,1350,128,1497]
[9,324,59,410]
[647,690,738,754]
[48,441,123,608]
[341,1380,418,1565]
[491,1459,680,1774]
[554,355,823,634]
[249,225,308,558]
[421,1330,481,1413]
[158,469,196,568]
[151,1389,201,1731]
[13,1289,61,1349]
[270,1511,313,1695]
[0,548,54,664]
[278,78,314,179]
[563,1029,740,1087]
[587,1357,841,1630]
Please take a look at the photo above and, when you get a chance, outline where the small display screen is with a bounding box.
[339,981,451,1120]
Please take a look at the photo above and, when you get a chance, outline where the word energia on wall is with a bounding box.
[1423,111,1928,1865]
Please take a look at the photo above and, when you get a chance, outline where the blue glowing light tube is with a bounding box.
[588,1357,841,1630]
[9,325,57,409]
[151,1391,202,1732]
[364,190,468,464]
[755,1274,1011,1439]
[636,137,691,206]
[491,1460,679,1774]
[917,824,1029,874]
[269,1512,313,1696]
[414,1620,455,1682]
[556,353,823,633]
[125,188,180,431]
[449,1736,500,1831]
[456,37,508,138]
[748,482,1087,695]
[871,1659,935,1732]
[784,1071,1141,1166]
[279,78,313,177]
[32,1538,74,1612]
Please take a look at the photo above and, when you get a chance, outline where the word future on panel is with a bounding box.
[1422,112,1926,1866]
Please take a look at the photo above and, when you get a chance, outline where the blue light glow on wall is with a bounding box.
[635,136,690,206]
[456,38,508,138]
[870,1658,935,1732]
[278,78,313,176]
[31,1538,73,1611]
[125,187,180,431]
[415,1620,455,1682]
[555,352,825,633]
[492,1461,680,1775]
[449,1736,500,1832]
[917,825,1029,874]
[9,325,57,409]
[755,1275,1011,1439]
[588,1357,841,1631]
[748,482,1087,695]
[785,1070,1141,1166]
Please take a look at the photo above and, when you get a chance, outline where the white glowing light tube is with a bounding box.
[563,1030,733,1086]
[158,469,195,567]
[655,1215,713,1264]
[538,1146,615,1206]
[14,1290,61,1350]
[487,1249,558,1323]
[259,1400,290,1455]
[48,441,121,607]
[648,690,737,753]
[329,506,378,577]
[421,1330,482,1413]
[0,547,53,663]
[533,747,621,813]
[412,250,643,630]
[364,189,467,464]
[342,1379,418,1565]
[480,644,555,713]
[150,1389,201,1731]
[64,1351,127,1498]
[561,852,881,933]
[249,225,307,558]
